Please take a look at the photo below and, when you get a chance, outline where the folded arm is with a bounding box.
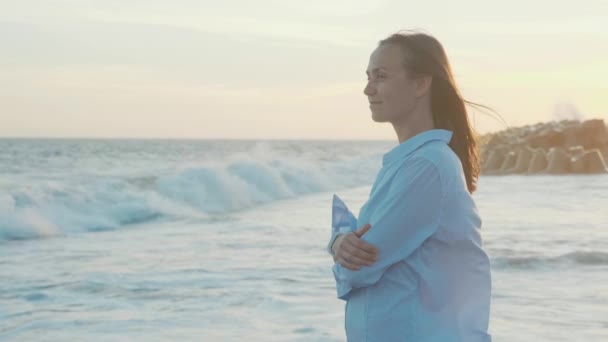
[332,158,443,300]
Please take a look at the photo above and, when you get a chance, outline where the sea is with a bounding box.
[0,138,607,341]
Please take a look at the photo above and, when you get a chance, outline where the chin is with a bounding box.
[371,111,389,123]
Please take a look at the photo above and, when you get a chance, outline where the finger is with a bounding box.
[344,238,378,262]
[354,224,371,237]
[349,253,375,267]
[337,245,373,266]
[353,248,378,263]
[345,234,379,255]
[354,239,379,255]
[354,223,370,236]
[337,256,360,270]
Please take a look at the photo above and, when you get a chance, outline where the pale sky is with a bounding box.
[1,0,607,139]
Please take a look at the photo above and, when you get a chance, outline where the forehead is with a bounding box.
[367,44,405,72]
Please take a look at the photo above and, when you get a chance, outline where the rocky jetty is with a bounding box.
[480,119,608,175]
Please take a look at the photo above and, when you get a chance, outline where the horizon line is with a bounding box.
[0,136,396,142]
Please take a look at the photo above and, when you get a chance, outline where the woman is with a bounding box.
[327,31,492,341]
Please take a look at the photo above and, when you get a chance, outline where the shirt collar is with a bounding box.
[383,129,453,166]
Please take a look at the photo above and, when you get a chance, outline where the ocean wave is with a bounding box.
[0,150,381,241]
[493,251,608,269]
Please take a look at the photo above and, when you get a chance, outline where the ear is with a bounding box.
[414,75,432,98]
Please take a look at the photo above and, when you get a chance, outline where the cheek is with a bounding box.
[382,84,412,107]
[386,85,415,107]
[381,79,405,95]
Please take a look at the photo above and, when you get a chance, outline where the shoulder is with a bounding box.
[410,140,466,191]
[414,140,460,167]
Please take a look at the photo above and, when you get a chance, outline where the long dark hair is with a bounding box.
[380,31,492,194]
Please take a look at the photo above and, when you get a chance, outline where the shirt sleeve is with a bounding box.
[332,158,443,300]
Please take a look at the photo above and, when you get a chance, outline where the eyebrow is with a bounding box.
[366,67,388,75]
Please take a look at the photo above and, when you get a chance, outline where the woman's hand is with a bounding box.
[332,223,379,270]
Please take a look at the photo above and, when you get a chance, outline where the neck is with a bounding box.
[391,105,435,144]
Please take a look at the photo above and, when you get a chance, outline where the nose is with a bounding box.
[363,81,376,96]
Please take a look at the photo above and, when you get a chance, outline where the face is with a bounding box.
[364,44,419,123]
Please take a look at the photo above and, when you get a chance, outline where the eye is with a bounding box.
[367,73,386,81]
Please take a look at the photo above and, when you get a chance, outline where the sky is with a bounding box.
[1,0,607,140]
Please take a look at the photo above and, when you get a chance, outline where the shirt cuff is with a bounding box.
[332,264,352,300]
[327,231,341,255]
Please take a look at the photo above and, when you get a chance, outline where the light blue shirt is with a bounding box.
[330,129,492,341]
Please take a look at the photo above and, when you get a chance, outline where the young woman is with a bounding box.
[327,32,492,341]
